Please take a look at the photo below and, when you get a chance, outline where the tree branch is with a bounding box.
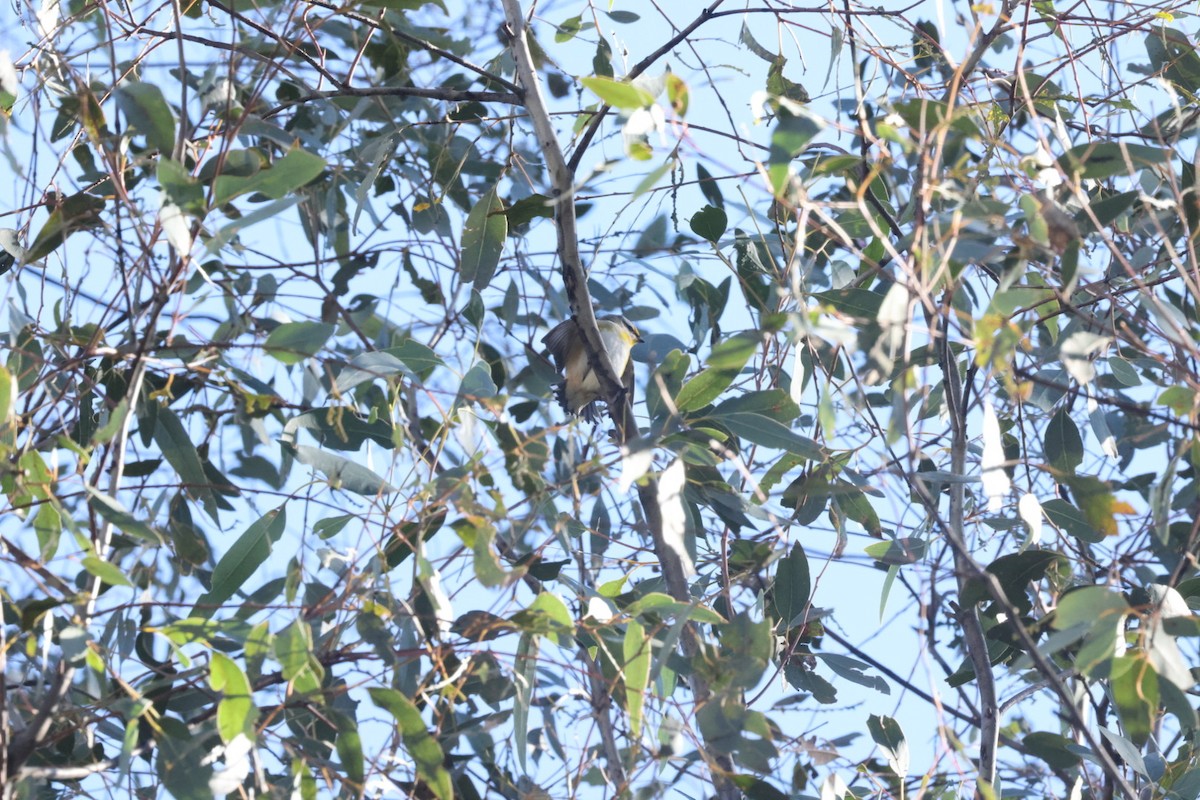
[288,85,521,106]
[926,315,1138,800]
[937,313,1000,797]
[566,0,726,176]
[500,3,738,796]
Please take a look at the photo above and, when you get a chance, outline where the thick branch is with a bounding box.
[938,319,1000,797]
[928,315,1137,800]
[501,3,737,796]
[499,0,622,404]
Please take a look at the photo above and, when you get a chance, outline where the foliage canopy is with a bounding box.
[4,1,1200,799]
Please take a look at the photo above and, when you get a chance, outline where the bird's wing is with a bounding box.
[541,319,578,371]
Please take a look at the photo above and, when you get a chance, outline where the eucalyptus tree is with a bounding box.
[2,1,1200,799]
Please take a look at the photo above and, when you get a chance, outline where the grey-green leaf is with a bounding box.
[690,205,727,243]
[770,543,810,628]
[154,406,220,522]
[289,444,398,495]
[461,186,506,291]
[867,714,909,778]
[191,506,287,618]
[716,411,824,460]
[1044,408,1083,474]
[212,146,325,206]
[116,82,176,154]
[264,322,334,366]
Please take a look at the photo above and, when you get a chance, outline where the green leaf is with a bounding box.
[676,367,737,413]
[1053,586,1128,676]
[460,186,506,291]
[1088,190,1138,229]
[1111,655,1158,747]
[1109,357,1141,386]
[368,689,453,800]
[264,321,334,365]
[554,14,583,42]
[153,405,220,522]
[386,339,444,377]
[863,537,927,566]
[812,288,885,319]
[501,193,554,227]
[0,363,14,436]
[525,592,574,645]
[385,510,446,569]
[770,544,810,628]
[1146,26,1200,94]
[581,76,655,109]
[624,593,725,624]
[817,653,889,693]
[453,517,517,588]
[721,612,773,689]
[1044,408,1083,474]
[767,113,819,197]
[355,0,447,9]
[290,760,317,800]
[1042,498,1103,544]
[715,411,824,460]
[1057,141,1171,180]
[157,718,214,800]
[1023,732,1081,770]
[283,408,395,451]
[115,82,175,153]
[274,620,323,694]
[458,361,498,404]
[623,619,651,738]
[91,398,129,445]
[675,333,759,412]
[191,506,286,618]
[707,333,760,369]
[1159,385,1197,415]
[912,19,941,73]
[835,488,883,538]
[867,714,909,778]
[333,710,364,785]
[514,632,537,771]
[212,146,325,206]
[1098,728,1148,778]
[33,503,62,561]
[87,488,164,544]
[157,158,206,216]
[988,286,1055,317]
[696,163,724,209]
[739,22,775,63]
[593,36,614,78]
[1063,474,1135,538]
[712,389,799,421]
[198,149,263,183]
[962,551,1065,612]
[690,205,727,242]
[666,73,689,117]
[81,555,133,587]
[210,652,257,742]
[27,192,106,261]
[766,59,809,105]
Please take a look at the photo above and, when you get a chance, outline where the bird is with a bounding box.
[541,314,641,422]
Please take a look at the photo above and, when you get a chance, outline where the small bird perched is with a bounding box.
[542,314,641,422]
